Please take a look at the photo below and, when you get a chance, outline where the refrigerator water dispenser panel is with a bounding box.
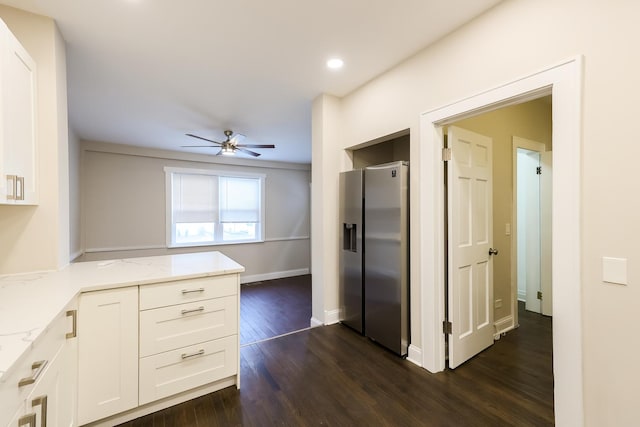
[343,223,357,252]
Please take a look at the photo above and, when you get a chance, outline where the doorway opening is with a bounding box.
[441,100,553,407]
[418,57,583,424]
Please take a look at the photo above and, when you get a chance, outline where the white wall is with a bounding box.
[0,6,69,274]
[68,126,81,260]
[79,141,310,282]
[311,0,640,424]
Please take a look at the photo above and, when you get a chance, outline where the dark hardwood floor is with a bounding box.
[120,290,553,427]
[239,275,312,345]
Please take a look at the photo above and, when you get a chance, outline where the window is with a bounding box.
[165,167,265,247]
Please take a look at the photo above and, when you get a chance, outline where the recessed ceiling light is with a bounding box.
[327,58,344,70]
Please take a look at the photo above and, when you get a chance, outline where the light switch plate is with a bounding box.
[602,257,628,285]
[505,223,511,236]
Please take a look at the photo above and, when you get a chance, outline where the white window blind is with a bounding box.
[219,176,260,223]
[172,173,218,223]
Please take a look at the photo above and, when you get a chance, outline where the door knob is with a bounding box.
[489,248,499,256]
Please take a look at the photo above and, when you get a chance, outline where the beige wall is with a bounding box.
[453,98,552,323]
[312,0,640,424]
[79,141,311,281]
[0,6,69,274]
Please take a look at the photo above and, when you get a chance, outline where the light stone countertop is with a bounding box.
[0,251,244,381]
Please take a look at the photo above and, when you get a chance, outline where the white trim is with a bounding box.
[517,291,526,301]
[84,237,309,254]
[84,245,166,253]
[407,345,423,367]
[265,235,310,242]
[163,166,267,179]
[240,268,310,284]
[309,317,323,328]
[419,56,583,426]
[69,250,84,262]
[494,315,515,339]
[324,309,341,325]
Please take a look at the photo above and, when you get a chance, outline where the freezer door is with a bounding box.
[339,169,364,333]
[364,162,409,355]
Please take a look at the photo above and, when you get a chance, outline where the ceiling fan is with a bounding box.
[182,130,275,157]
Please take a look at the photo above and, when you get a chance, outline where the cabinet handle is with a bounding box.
[17,176,24,201]
[7,174,17,200]
[18,360,47,387]
[181,349,205,360]
[32,395,48,427]
[66,310,77,339]
[181,288,205,294]
[181,306,205,315]
[18,413,36,427]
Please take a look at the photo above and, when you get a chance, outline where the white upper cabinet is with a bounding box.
[0,18,37,205]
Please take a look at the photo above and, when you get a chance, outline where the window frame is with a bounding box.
[164,166,266,248]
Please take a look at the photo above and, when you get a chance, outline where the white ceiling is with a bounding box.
[1,0,503,163]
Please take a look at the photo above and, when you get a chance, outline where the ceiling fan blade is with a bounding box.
[185,133,222,145]
[236,147,261,157]
[181,145,219,147]
[236,144,276,149]
[215,149,223,156]
[230,133,246,145]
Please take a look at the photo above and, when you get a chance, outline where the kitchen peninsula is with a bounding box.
[0,251,244,427]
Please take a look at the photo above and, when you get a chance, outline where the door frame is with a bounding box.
[418,57,583,425]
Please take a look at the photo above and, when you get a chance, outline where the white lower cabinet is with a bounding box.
[77,287,138,425]
[76,274,240,425]
[2,299,78,427]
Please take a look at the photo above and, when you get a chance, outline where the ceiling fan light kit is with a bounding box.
[182,129,275,157]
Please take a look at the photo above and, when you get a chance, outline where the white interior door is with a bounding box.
[447,126,494,369]
[540,151,553,316]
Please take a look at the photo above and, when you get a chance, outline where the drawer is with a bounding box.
[139,275,238,310]
[0,306,72,426]
[139,335,237,405]
[139,295,237,357]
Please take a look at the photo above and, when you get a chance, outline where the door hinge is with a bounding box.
[537,291,543,300]
[443,321,452,334]
[442,147,452,162]
[536,166,542,175]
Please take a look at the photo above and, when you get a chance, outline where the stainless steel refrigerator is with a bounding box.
[339,161,409,356]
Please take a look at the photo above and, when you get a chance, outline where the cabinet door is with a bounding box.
[0,21,37,205]
[78,287,138,425]
[23,346,63,427]
[59,301,78,427]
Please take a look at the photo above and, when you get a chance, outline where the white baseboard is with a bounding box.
[69,249,84,263]
[309,317,323,328]
[324,309,341,325]
[407,345,422,367]
[494,315,515,339]
[240,268,310,284]
[517,290,526,301]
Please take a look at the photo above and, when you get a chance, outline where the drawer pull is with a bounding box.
[18,360,47,387]
[181,349,205,360]
[18,413,36,427]
[32,395,48,427]
[181,287,205,294]
[181,306,205,315]
[66,309,77,339]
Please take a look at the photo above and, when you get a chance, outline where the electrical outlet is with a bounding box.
[494,299,502,308]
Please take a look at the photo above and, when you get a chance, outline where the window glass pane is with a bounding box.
[219,176,260,222]
[175,222,215,244]
[221,223,256,241]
